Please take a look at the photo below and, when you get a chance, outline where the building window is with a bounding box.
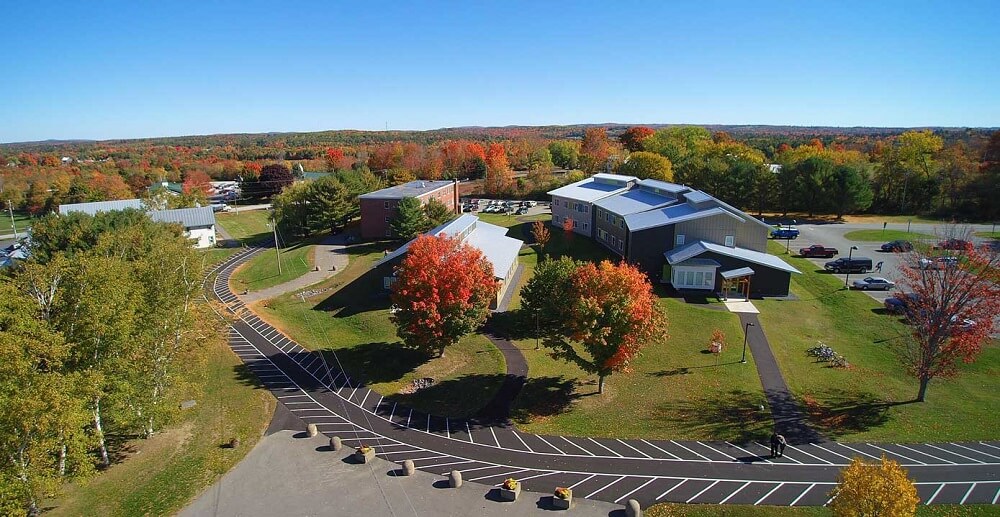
[617,240,624,251]
[620,219,624,229]
[386,229,392,237]
[384,201,390,209]
[582,222,588,230]
[611,235,617,247]
[725,235,735,247]
[564,201,569,208]
[676,234,685,246]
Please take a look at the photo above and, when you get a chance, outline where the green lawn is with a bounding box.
[756,242,999,442]
[2,210,33,234]
[200,247,241,267]
[230,241,315,292]
[974,231,999,239]
[216,210,273,244]
[47,326,274,516]
[842,229,935,242]
[252,243,506,418]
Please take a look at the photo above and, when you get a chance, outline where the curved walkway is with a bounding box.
[238,235,351,303]
[207,249,1000,508]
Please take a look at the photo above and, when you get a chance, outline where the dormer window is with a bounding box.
[725,235,735,247]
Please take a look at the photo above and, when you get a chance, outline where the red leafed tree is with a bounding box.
[484,143,512,195]
[182,170,212,195]
[580,127,612,173]
[619,126,655,152]
[553,260,666,393]
[895,234,1000,402]
[390,234,499,357]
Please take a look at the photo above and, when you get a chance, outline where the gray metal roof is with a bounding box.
[665,240,800,274]
[593,173,639,184]
[676,258,721,267]
[682,190,714,205]
[59,199,144,215]
[372,215,523,280]
[547,175,636,203]
[148,207,216,229]
[625,205,744,232]
[637,179,689,195]
[592,188,676,216]
[358,180,455,200]
[721,267,756,279]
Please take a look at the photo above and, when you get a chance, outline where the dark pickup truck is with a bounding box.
[798,244,839,258]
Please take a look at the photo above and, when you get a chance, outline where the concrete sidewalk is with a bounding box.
[239,235,351,303]
[181,430,621,517]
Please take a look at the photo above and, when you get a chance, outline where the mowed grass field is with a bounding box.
[756,241,998,442]
[842,229,935,242]
[230,242,315,292]
[253,242,506,418]
[47,325,274,516]
[216,210,272,244]
[3,210,34,234]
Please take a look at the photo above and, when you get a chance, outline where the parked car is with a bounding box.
[462,205,475,212]
[852,276,895,290]
[824,257,873,273]
[881,240,913,252]
[934,238,971,251]
[515,207,529,215]
[770,227,800,240]
[799,244,839,258]
[883,293,920,314]
[918,256,958,270]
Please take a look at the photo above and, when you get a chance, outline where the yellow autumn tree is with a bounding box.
[829,456,919,517]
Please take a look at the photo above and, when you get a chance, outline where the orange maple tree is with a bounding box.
[550,260,666,393]
[580,127,612,173]
[390,234,498,357]
[894,234,1000,402]
[484,143,512,195]
[182,170,212,196]
[619,126,655,152]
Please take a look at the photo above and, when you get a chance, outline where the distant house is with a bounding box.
[148,206,217,248]
[358,180,459,240]
[550,176,799,298]
[372,214,523,309]
[57,200,217,249]
[547,173,638,237]
[147,181,184,196]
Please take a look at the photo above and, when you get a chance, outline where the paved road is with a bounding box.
[237,235,352,303]
[206,248,1000,509]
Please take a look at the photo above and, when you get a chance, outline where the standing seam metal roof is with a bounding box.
[665,240,800,274]
[147,207,217,228]
[358,180,455,200]
[58,199,145,215]
[592,189,676,216]
[546,176,635,203]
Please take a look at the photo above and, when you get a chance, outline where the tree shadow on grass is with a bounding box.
[487,310,536,342]
[320,342,430,385]
[384,373,508,420]
[510,376,580,425]
[313,264,390,317]
[231,362,267,389]
[800,389,915,439]
[653,389,773,444]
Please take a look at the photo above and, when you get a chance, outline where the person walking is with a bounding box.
[875,261,883,272]
[769,432,780,458]
[777,434,787,457]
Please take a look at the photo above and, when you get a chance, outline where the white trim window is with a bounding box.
[725,235,735,247]
[676,234,685,246]
[672,266,717,290]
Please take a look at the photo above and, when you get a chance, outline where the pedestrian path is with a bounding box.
[238,235,351,303]
[202,248,1000,509]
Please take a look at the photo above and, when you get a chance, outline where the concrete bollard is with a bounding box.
[330,436,342,451]
[625,499,642,517]
[448,470,462,488]
[306,423,318,437]
[402,459,415,476]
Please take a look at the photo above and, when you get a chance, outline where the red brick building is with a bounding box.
[359,180,459,239]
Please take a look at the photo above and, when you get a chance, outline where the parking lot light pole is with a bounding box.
[844,245,859,288]
[785,219,796,255]
[741,322,754,363]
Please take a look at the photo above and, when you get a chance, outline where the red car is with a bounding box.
[798,244,839,258]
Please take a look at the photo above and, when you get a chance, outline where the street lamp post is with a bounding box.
[785,219,797,254]
[741,322,755,363]
[844,245,859,288]
[534,310,540,350]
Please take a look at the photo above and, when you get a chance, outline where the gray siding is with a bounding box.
[594,206,629,256]
[674,213,767,253]
[700,251,792,297]
[550,195,594,237]
[627,224,676,282]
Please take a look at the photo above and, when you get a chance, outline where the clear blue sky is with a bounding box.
[3,1,998,143]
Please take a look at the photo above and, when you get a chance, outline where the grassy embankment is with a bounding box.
[755,241,998,442]
[842,229,935,242]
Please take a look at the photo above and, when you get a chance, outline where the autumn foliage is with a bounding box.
[390,234,498,357]
[829,456,918,517]
[894,233,1000,401]
[484,143,513,195]
[531,220,551,257]
[619,126,655,152]
[580,127,612,173]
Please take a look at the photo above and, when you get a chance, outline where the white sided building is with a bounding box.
[546,173,638,237]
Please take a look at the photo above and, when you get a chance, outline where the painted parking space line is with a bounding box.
[959,483,977,504]
[568,474,597,490]
[786,445,835,465]
[811,443,854,462]
[945,443,999,461]
[617,439,653,459]
[466,422,474,444]
[754,483,785,505]
[467,468,531,483]
[685,480,720,503]
[656,479,687,500]
[585,476,627,499]
[588,438,622,457]
[641,439,681,460]
[718,482,751,504]
[521,433,563,454]
[511,430,534,452]
[789,484,816,506]
[671,440,711,461]
[866,443,924,464]
[561,436,595,456]
[925,484,946,504]
[615,478,657,503]
[696,442,738,461]
[837,443,883,461]
[513,471,559,484]
[892,443,952,464]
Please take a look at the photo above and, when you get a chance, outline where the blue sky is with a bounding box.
[2,1,998,142]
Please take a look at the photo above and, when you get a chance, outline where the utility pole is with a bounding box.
[7,199,17,240]
[271,215,282,274]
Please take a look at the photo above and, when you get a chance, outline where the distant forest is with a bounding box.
[2,124,998,221]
